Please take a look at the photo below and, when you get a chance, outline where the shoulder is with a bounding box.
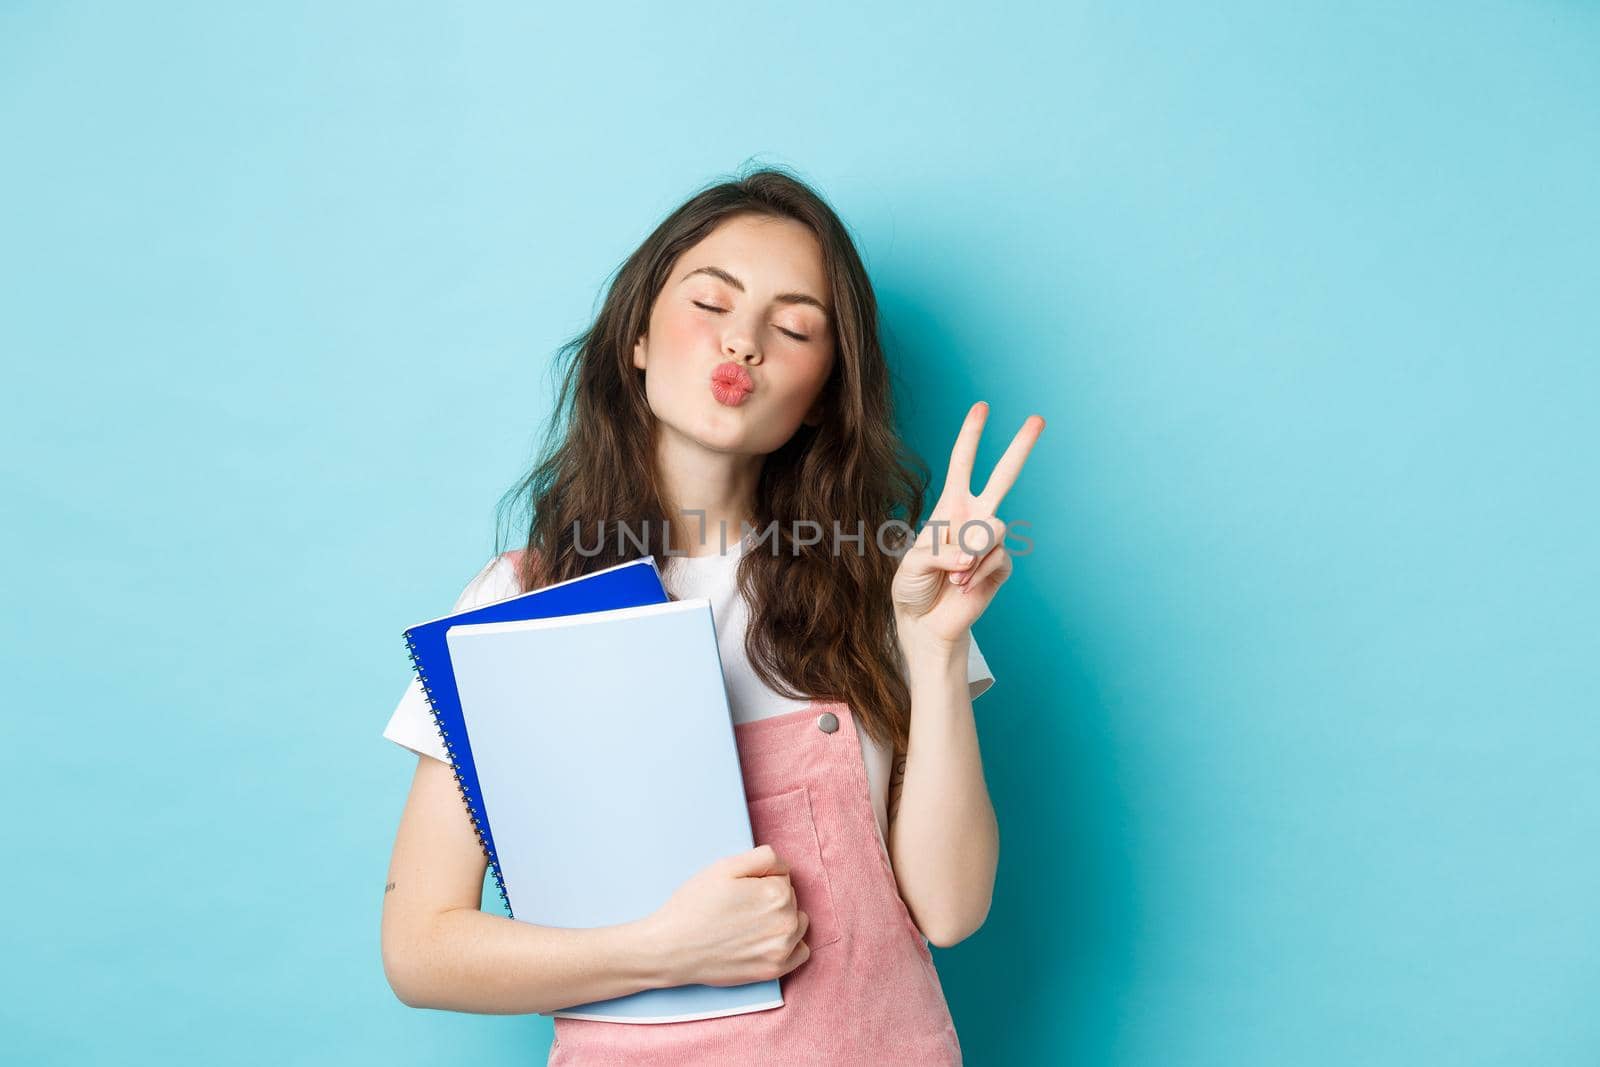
[451,550,528,612]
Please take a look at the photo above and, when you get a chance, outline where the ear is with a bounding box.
[632,334,647,370]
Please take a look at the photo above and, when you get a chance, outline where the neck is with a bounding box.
[654,425,762,558]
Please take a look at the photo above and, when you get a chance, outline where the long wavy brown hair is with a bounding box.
[492,164,930,754]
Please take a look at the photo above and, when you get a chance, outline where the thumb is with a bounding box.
[722,843,789,878]
[904,541,978,575]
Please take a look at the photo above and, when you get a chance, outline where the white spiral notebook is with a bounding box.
[445,597,783,1024]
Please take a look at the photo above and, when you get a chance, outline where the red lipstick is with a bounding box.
[710,362,754,407]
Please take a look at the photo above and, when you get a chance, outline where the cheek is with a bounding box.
[802,348,835,395]
[654,306,717,358]
[771,353,832,414]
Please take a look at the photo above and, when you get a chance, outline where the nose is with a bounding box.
[725,330,762,365]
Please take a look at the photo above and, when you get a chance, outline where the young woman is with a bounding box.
[380,166,1044,1063]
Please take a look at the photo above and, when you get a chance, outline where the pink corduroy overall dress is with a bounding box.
[545,698,963,1066]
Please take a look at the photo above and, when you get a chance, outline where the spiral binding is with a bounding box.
[404,630,514,918]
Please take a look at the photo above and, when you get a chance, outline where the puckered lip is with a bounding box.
[711,361,755,393]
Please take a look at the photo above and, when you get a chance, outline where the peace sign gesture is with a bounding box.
[891,402,1046,652]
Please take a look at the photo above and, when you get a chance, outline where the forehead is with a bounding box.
[677,214,828,298]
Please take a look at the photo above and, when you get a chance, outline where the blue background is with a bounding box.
[3,2,1596,1063]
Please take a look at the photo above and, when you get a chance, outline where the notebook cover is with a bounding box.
[445,599,783,1024]
[402,556,670,912]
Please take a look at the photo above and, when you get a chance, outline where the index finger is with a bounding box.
[941,401,990,504]
[975,415,1046,512]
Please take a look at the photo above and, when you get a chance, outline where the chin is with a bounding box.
[698,427,763,454]
[699,419,798,457]
[659,397,798,455]
[664,409,751,453]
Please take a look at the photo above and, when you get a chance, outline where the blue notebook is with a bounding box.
[445,598,784,1024]
[402,556,672,911]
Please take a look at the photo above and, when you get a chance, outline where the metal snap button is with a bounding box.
[816,711,839,734]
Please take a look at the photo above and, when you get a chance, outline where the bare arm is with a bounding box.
[885,631,1000,949]
[380,754,677,1014]
[885,402,1041,947]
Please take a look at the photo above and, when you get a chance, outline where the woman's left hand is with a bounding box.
[891,402,1045,652]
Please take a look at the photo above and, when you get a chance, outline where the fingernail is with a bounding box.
[949,571,964,585]
[955,552,973,567]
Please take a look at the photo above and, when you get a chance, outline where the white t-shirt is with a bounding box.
[382,538,996,865]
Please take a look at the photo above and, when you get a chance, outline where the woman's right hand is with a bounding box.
[643,844,810,987]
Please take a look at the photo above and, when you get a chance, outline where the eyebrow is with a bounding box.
[680,265,830,319]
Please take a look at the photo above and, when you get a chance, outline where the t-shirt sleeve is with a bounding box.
[894,627,996,701]
[967,631,995,701]
[381,555,521,762]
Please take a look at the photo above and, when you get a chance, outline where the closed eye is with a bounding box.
[692,301,810,342]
